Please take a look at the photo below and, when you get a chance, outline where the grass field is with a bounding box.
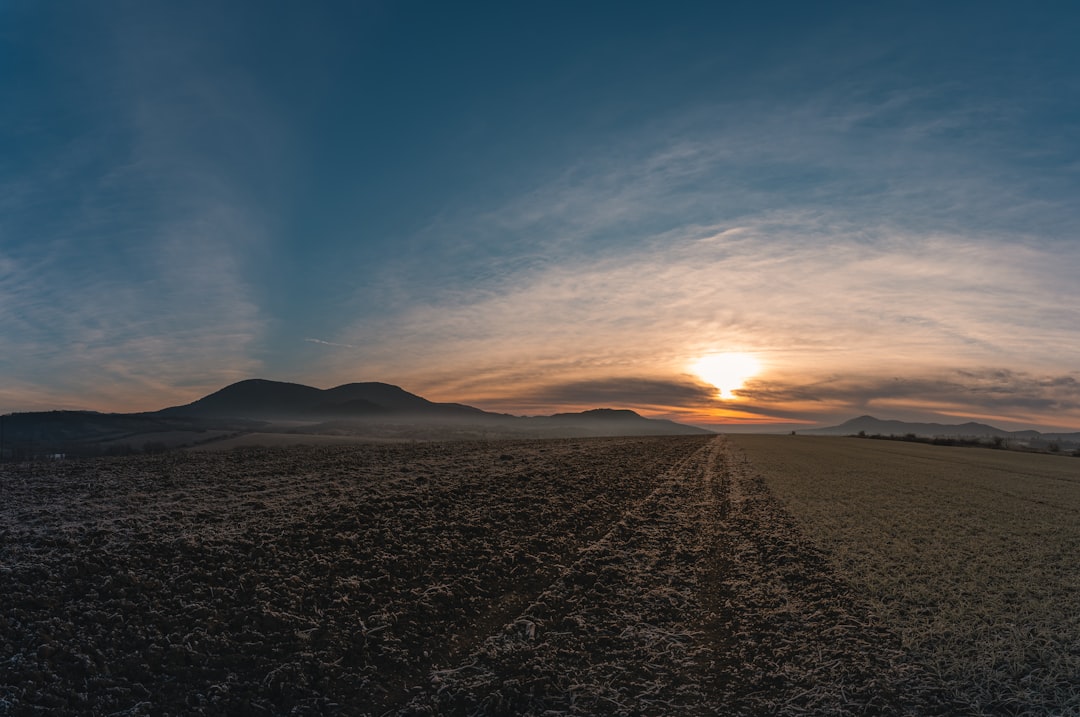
[1,435,1076,715]
[730,435,1080,715]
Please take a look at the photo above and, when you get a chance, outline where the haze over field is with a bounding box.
[3,2,1080,431]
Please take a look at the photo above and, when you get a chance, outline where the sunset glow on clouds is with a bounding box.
[2,2,1079,430]
[312,220,1080,429]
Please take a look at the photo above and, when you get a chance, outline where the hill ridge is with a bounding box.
[805,415,1079,443]
[1,378,709,457]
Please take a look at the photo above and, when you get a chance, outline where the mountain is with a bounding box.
[805,415,1014,438]
[156,380,709,435]
[156,379,490,421]
[156,379,325,418]
[550,409,644,421]
[0,379,710,458]
[803,415,1079,446]
[321,383,487,416]
[538,408,712,436]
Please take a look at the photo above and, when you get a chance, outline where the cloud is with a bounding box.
[479,377,718,415]
[310,78,1080,430]
[0,5,273,412]
[332,77,1080,364]
[337,221,1075,357]
[0,203,266,411]
[312,210,1080,428]
[736,368,1080,428]
[305,338,357,349]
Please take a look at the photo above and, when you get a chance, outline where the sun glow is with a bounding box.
[692,353,761,400]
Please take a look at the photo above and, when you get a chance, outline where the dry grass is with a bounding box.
[730,435,1080,716]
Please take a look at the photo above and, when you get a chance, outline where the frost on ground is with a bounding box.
[732,434,1080,717]
[2,436,954,715]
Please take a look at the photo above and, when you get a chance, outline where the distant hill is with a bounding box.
[155,379,489,421]
[157,379,709,436]
[0,410,262,460]
[2,379,709,458]
[803,415,1079,447]
[805,415,1016,438]
[537,408,712,436]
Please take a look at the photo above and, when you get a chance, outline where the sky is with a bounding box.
[2,1,1080,431]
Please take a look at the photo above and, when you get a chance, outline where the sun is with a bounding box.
[692,353,762,399]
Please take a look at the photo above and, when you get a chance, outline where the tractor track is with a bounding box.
[401,438,727,715]
[402,437,959,716]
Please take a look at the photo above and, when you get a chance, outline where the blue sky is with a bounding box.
[3,1,1080,430]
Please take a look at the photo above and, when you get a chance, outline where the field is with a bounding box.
[730,435,1080,715]
[0,435,1075,715]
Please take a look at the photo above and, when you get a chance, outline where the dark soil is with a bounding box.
[1,436,956,715]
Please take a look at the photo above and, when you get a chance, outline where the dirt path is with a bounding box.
[699,439,960,716]
[401,436,957,716]
[401,435,725,715]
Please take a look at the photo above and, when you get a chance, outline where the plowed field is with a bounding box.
[3,435,1043,715]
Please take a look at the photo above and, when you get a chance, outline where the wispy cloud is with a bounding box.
[737,368,1080,431]
[332,220,1075,353]
[301,75,1080,428]
[0,6,273,412]
[304,338,357,349]
[349,79,1080,324]
[0,201,266,411]
[478,377,718,416]
[318,201,1080,428]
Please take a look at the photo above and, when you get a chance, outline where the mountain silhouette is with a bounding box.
[0,379,712,458]
[804,415,1050,440]
[539,408,711,436]
[810,415,1002,436]
[150,379,712,437]
[155,379,489,421]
